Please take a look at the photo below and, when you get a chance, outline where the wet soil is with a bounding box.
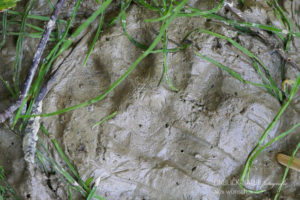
[0,0,300,199]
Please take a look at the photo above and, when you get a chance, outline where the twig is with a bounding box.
[23,69,58,163]
[23,101,42,163]
[23,32,76,163]
[276,48,300,71]
[22,17,66,164]
[224,0,280,47]
[0,0,66,124]
[224,0,245,21]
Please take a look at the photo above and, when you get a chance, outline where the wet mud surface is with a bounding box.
[0,0,300,199]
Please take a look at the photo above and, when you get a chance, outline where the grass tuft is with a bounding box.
[0,166,18,200]
[39,125,105,199]
[185,28,282,100]
[13,0,34,93]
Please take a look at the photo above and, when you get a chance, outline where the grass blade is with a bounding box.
[0,76,17,98]
[86,178,100,200]
[40,126,89,192]
[7,10,67,24]
[68,184,73,200]
[83,11,105,67]
[185,28,281,99]
[176,0,224,18]
[121,0,148,49]
[274,142,300,200]
[194,51,276,90]
[0,11,7,48]
[93,111,117,128]
[161,29,178,91]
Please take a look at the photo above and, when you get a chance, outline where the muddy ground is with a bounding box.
[0,0,300,199]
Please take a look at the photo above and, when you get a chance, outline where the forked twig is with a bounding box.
[0,0,66,123]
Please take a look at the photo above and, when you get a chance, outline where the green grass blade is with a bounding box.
[36,151,49,176]
[144,3,173,23]
[272,0,293,49]
[271,0,293,81]
[292,0,300,30]
[86,178,100,200]
[12,95,29,128]
[0,11,7,48]
[94,194,106,200]
[144,11,170,23]
[133,0,161,12]
[251,59,278,98]
[46,0,54,9]
[267,0,285,30]
[0,31,58,40]
[176,0,224,18]
[107,0,132,27]
[40,125,90,192]
[0,76,17,98]
[68,184,73,200]
[37,144,80,191]
[194,51,277,90]
[37,147,86,195]
[85,177,94,186]
[239,0,244,6]
[186,28,281,99]
[93,111,117,128]
[179,12,300,39]
[7,10,67,24]
[150,43,189,54]
[83,12,105,67]
[0,166,19,200]
[121,0,148,49]
[185,0,224,15]
[274,142,300,200]
[162,30,178,91]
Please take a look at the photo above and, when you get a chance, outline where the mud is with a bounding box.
[0,0,300,199]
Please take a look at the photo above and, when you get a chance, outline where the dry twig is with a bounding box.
[0,0,66,123]
[224,1,280,47]
[276,48,300,71]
